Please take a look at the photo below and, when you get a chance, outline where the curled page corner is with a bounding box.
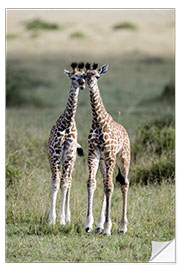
[149,239,175,263]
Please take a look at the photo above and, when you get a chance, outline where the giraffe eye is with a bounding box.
[72,78,76,81]
[96,76,100,79]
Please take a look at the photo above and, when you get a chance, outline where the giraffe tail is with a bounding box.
[77,143,84,157]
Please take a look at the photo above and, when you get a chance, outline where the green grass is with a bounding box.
[6,183,175,262]
[6,64,50,107]
[6,53,175,262]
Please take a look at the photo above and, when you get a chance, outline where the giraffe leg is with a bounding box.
[96,160,106,233]
[59,180,68,225]
[59,158,74,226]
[65,185,71,223]
[85,154,100,232]
[116,147,130,234]
[48,161,61,225]
[103,159,116,236]
[96,194,106,233]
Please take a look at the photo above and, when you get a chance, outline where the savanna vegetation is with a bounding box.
[6,10,175,263]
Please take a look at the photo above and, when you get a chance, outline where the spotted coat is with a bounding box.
[85,65,130,236]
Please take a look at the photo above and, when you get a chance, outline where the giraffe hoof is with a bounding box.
[96,227,103,234]
[120,228,127,234]
[85,227,92,233]
[103,232,111,236]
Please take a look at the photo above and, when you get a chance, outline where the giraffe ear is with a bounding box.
[98,64,109,75]
[64,69,71,78]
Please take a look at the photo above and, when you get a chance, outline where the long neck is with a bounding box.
[63,84,79,123]
[89,84,110,124]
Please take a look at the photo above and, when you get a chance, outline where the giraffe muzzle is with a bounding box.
[79,79,85,90]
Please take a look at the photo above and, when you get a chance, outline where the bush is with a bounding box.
[132,116,175,159]
[130,116,175,185]
[70,31,86,39]
[161,81,175,102]
[6,34,19,40]
[25,19,59,31]
[132,156,175,185]
[113,22,137,31]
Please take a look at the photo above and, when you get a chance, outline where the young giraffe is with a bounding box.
[85,63,130,235]
[48,62,85,225]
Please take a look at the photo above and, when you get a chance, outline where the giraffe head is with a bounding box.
[85,63,109,89]
[64,62,86,90]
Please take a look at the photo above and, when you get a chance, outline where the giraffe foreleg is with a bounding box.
[48,162,61,225]
[103,159,116,236]
[85,153,99,232]
[59,159,74,225]
[96,160,106,233]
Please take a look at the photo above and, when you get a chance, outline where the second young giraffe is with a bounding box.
[48,62,85,226]
[85,63,130,236]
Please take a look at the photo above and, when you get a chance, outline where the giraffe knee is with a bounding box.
[87,179,96,190]
[104,182,114,194]
[60,178,71,190]
[51,181,60,192]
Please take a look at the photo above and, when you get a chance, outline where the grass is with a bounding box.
[6,183,175,262]
[6,63,50,107]
[6,53,175,262]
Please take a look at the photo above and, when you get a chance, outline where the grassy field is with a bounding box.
[6,10,175,263]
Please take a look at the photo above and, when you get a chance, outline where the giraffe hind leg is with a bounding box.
[116,149,130,234]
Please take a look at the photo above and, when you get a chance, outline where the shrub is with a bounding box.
[6,34,19,40]
[70,31,86,39]
[132,156,175,185]
[161,81,175,103]
[132,117,175,160]
[113,22,137,31]
[130,116,175,185]
[25,19,59,31]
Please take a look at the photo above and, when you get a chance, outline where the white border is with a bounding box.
[1,1,179,269]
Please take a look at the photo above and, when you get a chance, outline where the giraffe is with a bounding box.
[85,63,130,235]
[48,62,85,225]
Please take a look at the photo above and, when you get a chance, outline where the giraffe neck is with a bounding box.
[63,84,79,124]
[89,84,110,124]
